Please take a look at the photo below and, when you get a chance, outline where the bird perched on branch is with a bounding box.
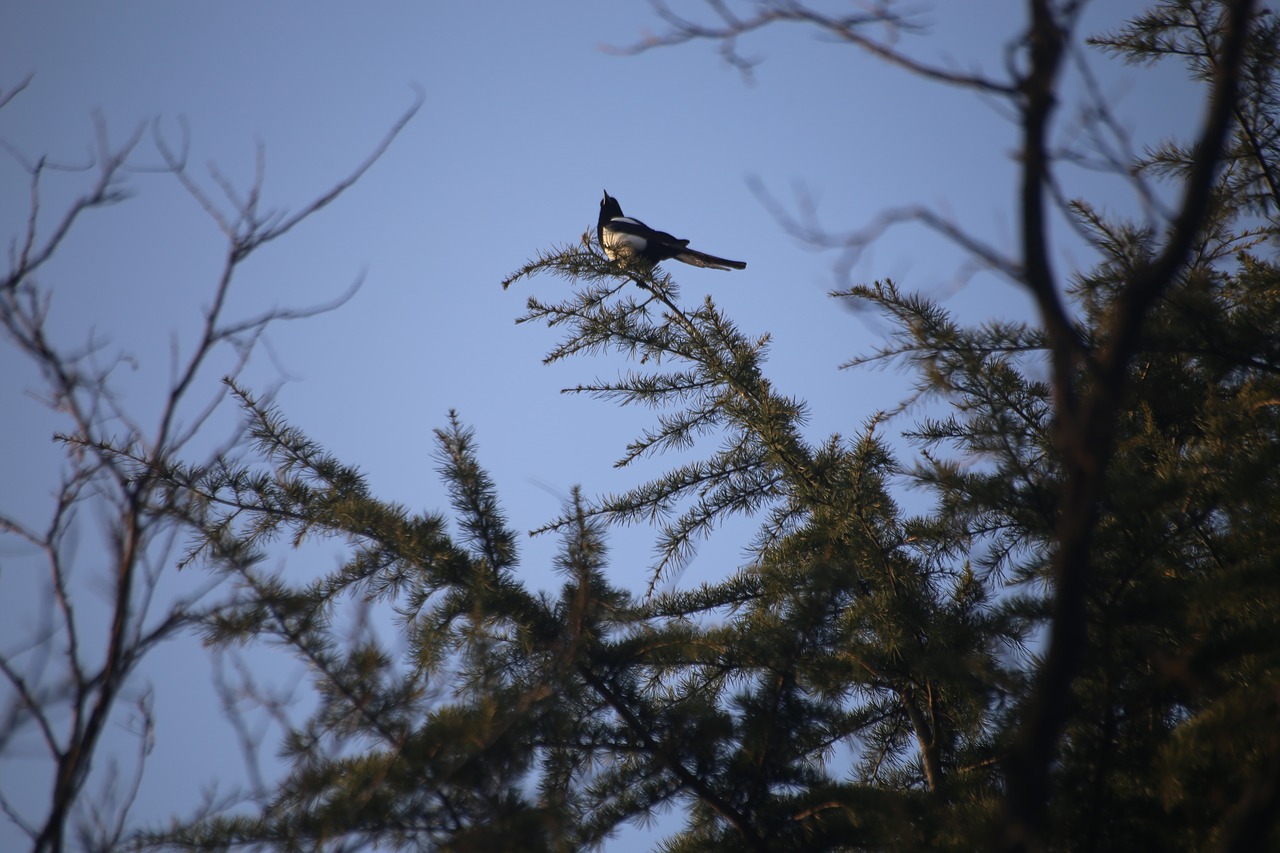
[597,191,746,271]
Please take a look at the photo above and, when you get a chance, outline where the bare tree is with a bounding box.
[0,76,420,852]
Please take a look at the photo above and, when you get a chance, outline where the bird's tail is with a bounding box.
[674,248,747,271]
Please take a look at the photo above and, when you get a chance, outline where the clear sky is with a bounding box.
[0,1,1198,848]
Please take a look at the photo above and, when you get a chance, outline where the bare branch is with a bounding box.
[4,119,143,295]
[748,176,1022,285]
[616,0,1018,93]
[0,73,33,112]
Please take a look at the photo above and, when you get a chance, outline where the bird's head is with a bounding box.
[600,190,623,221]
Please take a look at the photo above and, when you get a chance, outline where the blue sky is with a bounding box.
[1,1,1198,848]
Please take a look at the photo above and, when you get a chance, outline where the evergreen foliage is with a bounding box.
[65,1,1280,849]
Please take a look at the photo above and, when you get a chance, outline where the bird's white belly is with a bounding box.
[603,225,647,259]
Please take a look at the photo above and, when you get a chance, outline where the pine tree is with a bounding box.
[109,1,1280,850]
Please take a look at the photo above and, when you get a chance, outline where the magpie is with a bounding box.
[597,191,746,271]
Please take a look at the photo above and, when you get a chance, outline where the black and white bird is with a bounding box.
[597,191,746,271]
